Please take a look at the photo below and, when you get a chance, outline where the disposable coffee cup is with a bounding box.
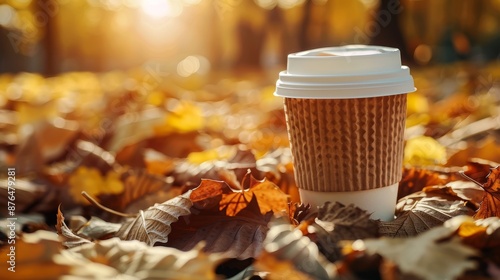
[275,45,415,221]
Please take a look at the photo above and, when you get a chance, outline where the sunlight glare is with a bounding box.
[140,0,182,19]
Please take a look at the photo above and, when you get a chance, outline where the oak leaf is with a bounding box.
[313,202,378,262]
[355,220,477,280]
[117,190,192,245]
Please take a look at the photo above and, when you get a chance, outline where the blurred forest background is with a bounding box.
[1,0,500,75]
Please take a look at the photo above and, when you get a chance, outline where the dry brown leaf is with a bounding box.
[0,230,70,279]
[357,217,478,280]
[446,137,500,167]
[474,166,500,219]
[445,216,500,266]
[0,178,58,214]
[56,206,92,248]
[171,147,261,187]
[379,193,475,237]
[167,196,271,259]
[101,169,177,213]
[312,202,378,262]
[117,190,192,245]
[398,167,447,199]
[15,120,80,175]
[59,237,223,280]
[438,181,485,208]
[76,216,122,240]
[254,217,335,280]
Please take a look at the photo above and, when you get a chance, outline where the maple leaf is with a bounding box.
[190,174,289,216]
[352,221,478,280]
[474,166,500,219]
[117,190,192,246]
[312,202,378,262]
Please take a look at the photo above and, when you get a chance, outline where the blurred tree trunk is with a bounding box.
[38,0,57,75]
[370,0,412,64]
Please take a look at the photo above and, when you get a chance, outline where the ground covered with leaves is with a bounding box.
[0,63,500,279]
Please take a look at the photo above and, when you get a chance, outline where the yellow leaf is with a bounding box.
[164,101,204,133]
[404,136,447,166]
[407,92,429,115]
[186,146,234,164]
[68,167,124,204]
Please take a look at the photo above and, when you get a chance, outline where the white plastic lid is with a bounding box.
[275,45,416,99]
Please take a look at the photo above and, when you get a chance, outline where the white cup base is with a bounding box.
[299,183,398,221]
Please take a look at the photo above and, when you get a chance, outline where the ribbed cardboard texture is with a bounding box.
[284,94,407,192]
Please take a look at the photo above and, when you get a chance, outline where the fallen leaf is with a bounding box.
[313,202,378,262]
[167,196,271,259]
[379,192,475,237]
[190,175,288,216]
[59,237,223,280]
[404,136,447,166]
[0,178,58,214]
[68,166,124,204]
[355,219,478,280]
[446,137,500,167]
[101,169,176,213]
[117,190,192,245]
[254,217,334,280]
[0,230,70,279]
[76,216,122,240]
[162,100,205,133]
[473,166,500,219]
[398,167,447,199]
[56,206,92,248]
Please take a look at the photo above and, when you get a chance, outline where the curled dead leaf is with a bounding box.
[254,217,335,280]
[117,190,192,246]
[56,206,92,248]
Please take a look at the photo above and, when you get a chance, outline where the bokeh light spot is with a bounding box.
[414,44,432,65]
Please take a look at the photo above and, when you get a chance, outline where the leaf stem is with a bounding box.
[81,191,136,218]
